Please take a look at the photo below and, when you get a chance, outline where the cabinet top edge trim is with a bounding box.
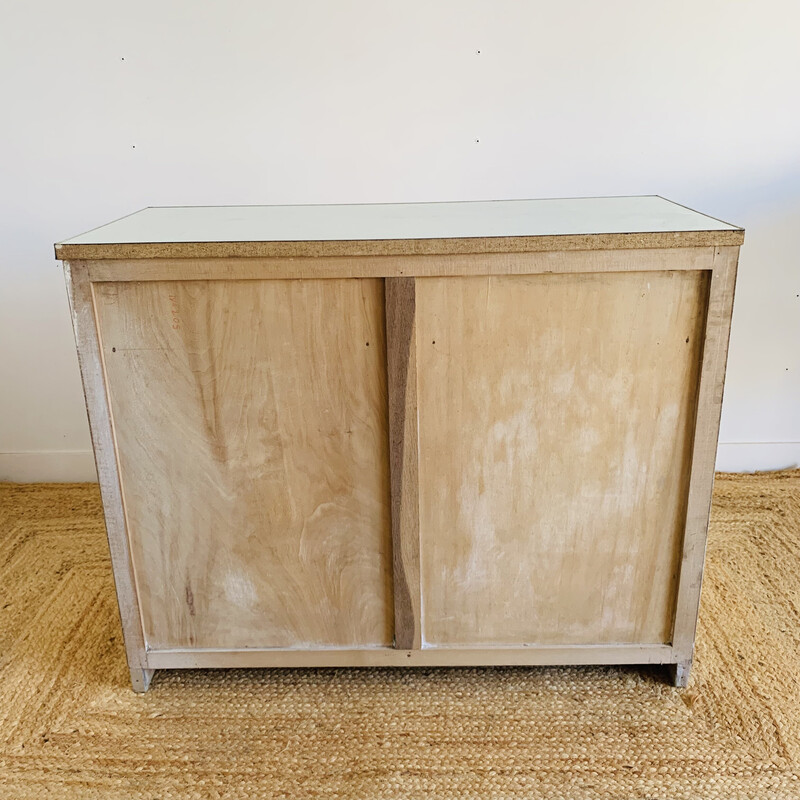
[56,229,744,261]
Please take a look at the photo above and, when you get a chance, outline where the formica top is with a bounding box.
[55,196,744,260]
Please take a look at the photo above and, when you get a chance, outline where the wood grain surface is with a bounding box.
[416,270,709,646]
[64,263,152,691]
[671,246,740,662]
[145,643,675,669]
[81,246,718,283]
[385,277,421,649]
[93,278,393,650]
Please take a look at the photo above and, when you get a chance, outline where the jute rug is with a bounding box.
[0,472,798,799]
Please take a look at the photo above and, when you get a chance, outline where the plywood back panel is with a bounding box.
[416,270,709,646]
[93,278,392,650]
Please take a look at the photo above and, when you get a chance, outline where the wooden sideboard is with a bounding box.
[56,197,743,692]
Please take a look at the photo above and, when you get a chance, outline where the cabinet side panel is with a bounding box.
[93,278,393,649]
[671,246,739,658]
[63,264,148,677]
[417,270,708,646]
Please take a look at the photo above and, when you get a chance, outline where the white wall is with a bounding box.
[1,0,798,481]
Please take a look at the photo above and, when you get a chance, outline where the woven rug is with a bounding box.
[0,472,798,799]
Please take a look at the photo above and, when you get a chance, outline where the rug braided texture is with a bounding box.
[1,472,799,799]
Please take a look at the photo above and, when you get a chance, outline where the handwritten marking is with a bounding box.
[168,294,180,329]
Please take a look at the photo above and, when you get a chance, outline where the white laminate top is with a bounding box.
[57,196,740,248]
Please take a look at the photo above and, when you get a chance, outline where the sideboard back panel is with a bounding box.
[416,270,709,646]
[93,278,393,650]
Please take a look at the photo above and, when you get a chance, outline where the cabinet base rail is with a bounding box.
[144,643,680,669]
[134,644,691,692]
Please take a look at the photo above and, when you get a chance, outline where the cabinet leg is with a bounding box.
[668,659,692,688]
[130,667,155,693]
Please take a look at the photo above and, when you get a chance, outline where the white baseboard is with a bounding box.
[715,442,800,473]
[0,444,797,483]
[0,451,98,482]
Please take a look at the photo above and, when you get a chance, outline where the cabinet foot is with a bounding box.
[130,667,155,693]
[668,659,691,688]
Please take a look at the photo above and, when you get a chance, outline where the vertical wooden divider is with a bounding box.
[385,277,422,649]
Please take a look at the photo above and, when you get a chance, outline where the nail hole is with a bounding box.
[112,347,116,352]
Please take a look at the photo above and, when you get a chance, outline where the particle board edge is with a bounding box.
[55,229,744,261]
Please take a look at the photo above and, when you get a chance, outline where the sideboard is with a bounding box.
[56,197,743,692]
